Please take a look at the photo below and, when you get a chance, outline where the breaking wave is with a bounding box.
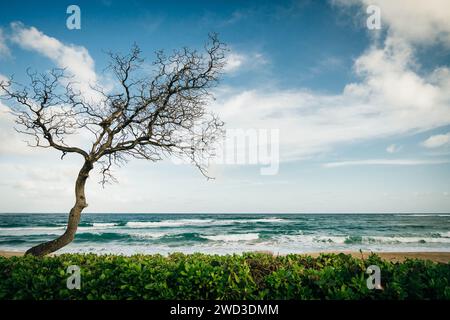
[201,233,260,242]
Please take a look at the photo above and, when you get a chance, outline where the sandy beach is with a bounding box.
[1,250,449,263]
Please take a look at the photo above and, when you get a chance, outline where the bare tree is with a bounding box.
[0,35,226,256]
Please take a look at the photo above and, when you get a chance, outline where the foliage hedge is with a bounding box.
[0,252,449,300]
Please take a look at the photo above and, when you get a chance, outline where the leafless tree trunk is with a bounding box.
[25,161,93,256]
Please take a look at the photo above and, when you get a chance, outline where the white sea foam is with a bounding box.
[77,223,120,232]
[438,231,450,238]
[92,223,118,227]
[237,218,288,223]
[368,236,450,244]
[125,218,286,228]
[202,233,260,242]
[276,235,346,244]
[212,218,288,225]
[129,232,168,239]
[126,219,214,228]
[275,234,450,245]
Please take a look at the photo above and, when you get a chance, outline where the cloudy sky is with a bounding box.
[0,0,450,213]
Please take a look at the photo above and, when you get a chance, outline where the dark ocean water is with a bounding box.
[0,213,449,255]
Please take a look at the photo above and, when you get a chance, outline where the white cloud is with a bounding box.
[223,52,244,72]
[212,2,450,162]
[323,159,450,168]
[223,51,268,73]
[0,105,25,156]
[3,23,104,150]
[9,22,98,97]
[422,132,450,148]
[0,28,10,57]
[213,38,450,161]
[333,0,450,46]
[386,144,401,154]
[308,56,344,75]
[0,73,7,84]
[0,97,93,157]
[0,75,28,156]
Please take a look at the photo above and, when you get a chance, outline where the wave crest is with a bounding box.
[202,233,259,242]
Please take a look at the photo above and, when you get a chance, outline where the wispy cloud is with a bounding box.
[214,39,450,160]
[0,105,28,156]
[323,159,450,168]
[0,28,10,57]
[333,0,450,46]
[9,22,98,97]
[386,144,401,153]
[422,132,450,148]
[223,10,248,26]
[223,50,268,73]
[213,1,450,161]
[308,56,344,76]
[223,52,245,73]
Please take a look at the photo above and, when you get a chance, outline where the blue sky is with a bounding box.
[0,0,450,213]
[0,0,367,91]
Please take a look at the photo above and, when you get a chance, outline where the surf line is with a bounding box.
[170,304,204,318]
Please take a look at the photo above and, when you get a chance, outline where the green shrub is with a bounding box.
[0,253,448,300]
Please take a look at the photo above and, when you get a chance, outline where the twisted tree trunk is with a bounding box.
[25,161,94,257]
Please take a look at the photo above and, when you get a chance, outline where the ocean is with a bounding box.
[0,213,449,255]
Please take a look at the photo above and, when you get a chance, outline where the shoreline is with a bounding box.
[1,250,449,263]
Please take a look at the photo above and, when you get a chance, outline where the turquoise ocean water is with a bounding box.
[0,213,449,255]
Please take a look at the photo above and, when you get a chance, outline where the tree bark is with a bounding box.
[25,161,94,257]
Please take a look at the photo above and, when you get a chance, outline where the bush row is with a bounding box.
[0,252,448,299]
